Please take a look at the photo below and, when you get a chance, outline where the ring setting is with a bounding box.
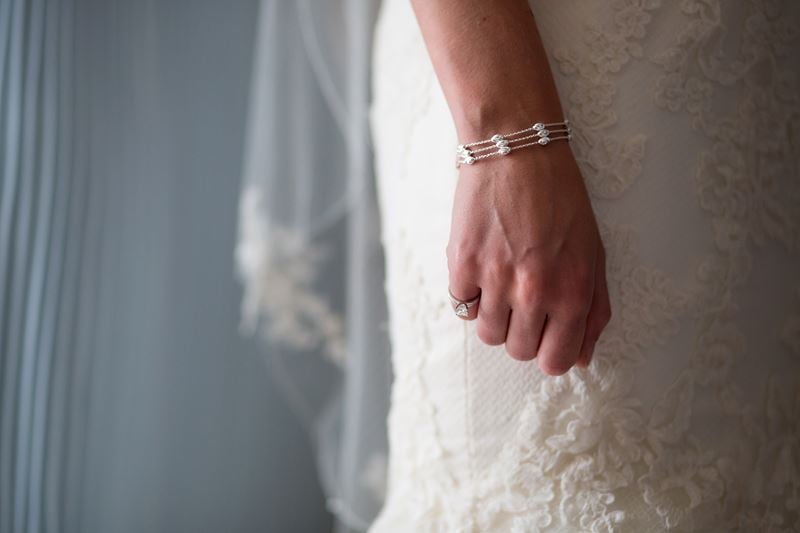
[448,288,480,317]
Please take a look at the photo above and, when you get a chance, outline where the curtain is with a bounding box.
[1,0,336,531]
[1,0,85,529]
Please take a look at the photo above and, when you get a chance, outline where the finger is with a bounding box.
[536,310,587,376]
[475,290,511,345]
[448,278,482,321]
[577,245,611,368]
[504,306,546,361]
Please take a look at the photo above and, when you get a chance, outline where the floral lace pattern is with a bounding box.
[236,185,347,364]
[368,0,800,531]
[550,0,662,199]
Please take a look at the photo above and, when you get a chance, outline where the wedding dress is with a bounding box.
[367,0,800,531]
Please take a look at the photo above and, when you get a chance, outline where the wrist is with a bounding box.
[450,88,567,143]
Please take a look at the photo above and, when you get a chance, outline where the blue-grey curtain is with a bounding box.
[1,0,82,529]
[1,1,335,532]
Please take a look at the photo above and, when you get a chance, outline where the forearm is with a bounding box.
[410,0,565,141]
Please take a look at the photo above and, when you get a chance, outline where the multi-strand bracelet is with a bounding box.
[456,118,572,167]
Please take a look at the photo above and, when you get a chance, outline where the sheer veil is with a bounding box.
[235,1,390,530]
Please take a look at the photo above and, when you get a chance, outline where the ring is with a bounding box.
[448,288,481,318]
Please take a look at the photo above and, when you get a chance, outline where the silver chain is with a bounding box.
[456,119,571,167]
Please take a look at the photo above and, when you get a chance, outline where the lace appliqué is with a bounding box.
[647,0,800,529]
[782,287,800,355]
[236,185,346,365]
[473,0,800,530]
[550,0,659,199]
[381,227,477,533]
[472,222,702,532]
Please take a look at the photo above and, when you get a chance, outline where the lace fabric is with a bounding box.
[367,0,800,531]
[236,1,391,529]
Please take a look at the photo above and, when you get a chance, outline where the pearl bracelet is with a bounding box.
[456,119,572,167]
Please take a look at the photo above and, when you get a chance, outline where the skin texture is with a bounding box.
[410,0,612,375]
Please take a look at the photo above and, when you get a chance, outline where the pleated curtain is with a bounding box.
[0,1,90,531]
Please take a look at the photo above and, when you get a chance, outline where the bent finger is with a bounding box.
[537,311,586,376]
[504,306,546,361]
[577,246,611,368]
[475,290,511,345]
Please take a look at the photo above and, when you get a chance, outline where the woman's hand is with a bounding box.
[447,142,611,374]
[410,0,612,373]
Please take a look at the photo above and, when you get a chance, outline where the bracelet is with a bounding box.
[455,118,572,167]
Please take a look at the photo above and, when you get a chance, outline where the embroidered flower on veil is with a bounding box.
[236,185,347,365]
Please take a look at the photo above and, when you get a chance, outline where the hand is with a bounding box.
[446,141,611,375]
[407,0,611,373]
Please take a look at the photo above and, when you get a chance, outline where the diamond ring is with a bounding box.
[448,288,481,318]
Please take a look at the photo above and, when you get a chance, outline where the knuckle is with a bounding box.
[571,263,595,297]
[446,242,478,271]
[553,272,593,318]
[483,257,510,283]
[514,269,545,306]
[567,287,594,319]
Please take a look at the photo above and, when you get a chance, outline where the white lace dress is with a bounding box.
[367,0,800,531]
